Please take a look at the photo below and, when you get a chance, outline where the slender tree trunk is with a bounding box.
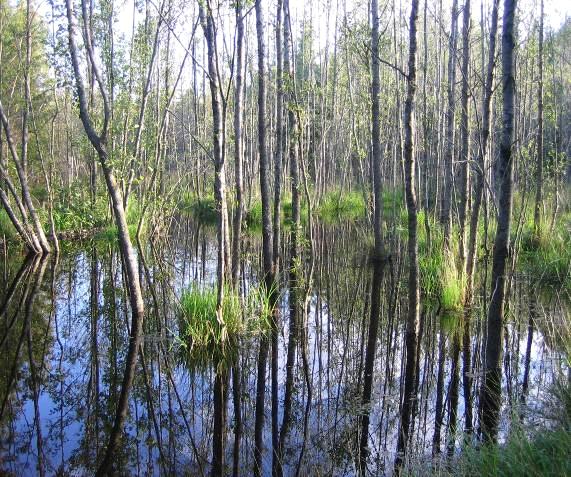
[370,0,384,257]
[358,0,387,471]
[253,1,275,474]
[464,0,500,436]
[533,0,544,237]
[395,0,420,472]
[432,329,447,455]
[277,1,300,474]
[271,2,284,474]
[199,3,230,474]
[441,0,459,245]
[231,3,245,287]
[479,0,517,443]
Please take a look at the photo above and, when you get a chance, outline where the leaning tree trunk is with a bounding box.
[395,0,420,472]
[479,0,517,443]
[65,0,145,474]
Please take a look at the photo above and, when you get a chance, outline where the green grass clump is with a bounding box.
[246,200,263,228]
[424,428,571,477]
[412,380,571,477]
[0,210,18,241]
[519,215,571,291]
[178,283,274,359]
[440,252,464,314]
[317,190,366,222]
[180,193,219,224]
[180,286,242,350]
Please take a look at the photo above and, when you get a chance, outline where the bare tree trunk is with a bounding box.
[271,2,284,474]
[199,3,230,474]
[533,0,544,236]
[441,0,459,245]
[479,0,517,443]
[277,1,301,474]
[253,1,275,474]
[65,1,145,473]
[370,0,384,257]
[395,0,420,471]
[231,3,245,287]
[358,0,387,471]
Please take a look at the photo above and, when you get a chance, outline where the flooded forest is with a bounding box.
[0,0,570,475]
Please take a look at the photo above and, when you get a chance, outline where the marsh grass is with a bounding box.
[518,212,571,291]
[180,193,219,224]
[408,380,571,477]
[0,210,17,241]
[52,189,108,232]
[178,282,275,365]
[318,190,366,222]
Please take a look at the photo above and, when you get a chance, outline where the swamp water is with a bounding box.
[0,220,568,475]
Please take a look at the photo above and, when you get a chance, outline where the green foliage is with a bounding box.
[381,187,404,217]
[180,193,219,224]
[246,200,263,228]
[318,190,366,222]
[519,212,571,291]
[282,197,308,225]
[0,210,18,241]
[178,283,274,362]
[52,185,108,232]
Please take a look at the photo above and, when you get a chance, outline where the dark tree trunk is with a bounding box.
[395,0,420,471]
[464,0,500,435]
[231,3,245,287]
[479,0,517,443]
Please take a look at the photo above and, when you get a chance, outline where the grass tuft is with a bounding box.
[180,193,219,224]
[0,210,18,241]
[317,190,366,222]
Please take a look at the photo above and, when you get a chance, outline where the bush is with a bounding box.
[53,184,108,232]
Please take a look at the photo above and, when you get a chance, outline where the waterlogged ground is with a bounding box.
[0,220,568,475]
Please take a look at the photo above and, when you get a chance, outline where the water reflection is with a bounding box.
[0,220,567,475]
